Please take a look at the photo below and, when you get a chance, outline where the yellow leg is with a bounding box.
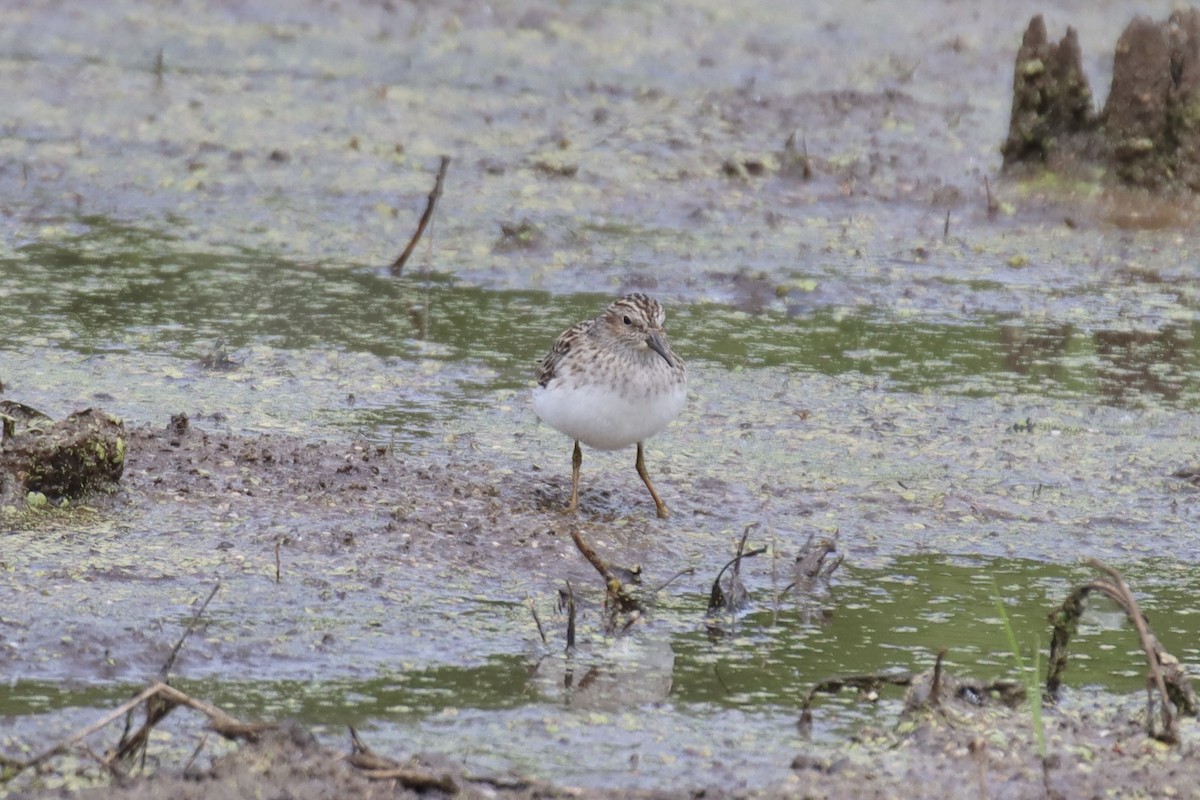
[636,441,670,519]
[566,440,582,513]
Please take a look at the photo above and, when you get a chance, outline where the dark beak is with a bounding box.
[646,331,674,366]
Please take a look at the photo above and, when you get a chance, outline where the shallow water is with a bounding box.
[4,554,1197,789]
[4,236,1198,438]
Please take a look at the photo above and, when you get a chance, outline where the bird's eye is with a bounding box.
[623,315,633,325]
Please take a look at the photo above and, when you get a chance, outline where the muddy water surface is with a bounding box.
[2,0,1199,796]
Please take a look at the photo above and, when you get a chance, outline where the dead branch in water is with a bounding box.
[707,524,766,616]
[1046,559,1197,744]
[569,527,640,615]
[0,681,273,782]
[390,155,450,275]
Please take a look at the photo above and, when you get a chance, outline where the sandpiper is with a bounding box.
[533,293,687,518]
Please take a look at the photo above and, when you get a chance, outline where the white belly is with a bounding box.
[533,380,686,450]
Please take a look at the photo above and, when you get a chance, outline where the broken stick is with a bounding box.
[390,155,450,275]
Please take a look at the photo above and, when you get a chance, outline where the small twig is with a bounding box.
[160,581,220,681]
[930,648,947,708]
[154,48,164,89]
[275,539,282,584]
[153,683,273,739]
[783,131,812,179]
[564,580,576,652]
[569,528,620,589]
[943,209,951,239]
[733,523,755,579]
[985,175,998,217]
[650,566,695,594]
[348,726,399,771]
[527,596,548,646]
[390,155,450,275]
[182,733,209,775]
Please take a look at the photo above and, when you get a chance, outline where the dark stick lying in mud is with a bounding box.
[1047,559,1198,743]
[390,155,451,275]
[348,728,458,791]
[350,726,560,795]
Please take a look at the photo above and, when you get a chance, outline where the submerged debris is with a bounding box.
[706,524,766,622]
[786,535,842,593]
[493,219,546,252]
[798,656,1024,737]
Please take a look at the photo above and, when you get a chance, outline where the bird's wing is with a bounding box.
[535,320,592,387]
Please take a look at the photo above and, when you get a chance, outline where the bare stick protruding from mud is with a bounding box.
[390,155,450,275]
[274,539,282,583]
[783,131,813,179]
[564,580,577,652]
[569,527,639,613]
[929,648,947,709]
[984,175,998,217]
[153,49,164,89]
[707,524,766,616]
[527,596,548,646]
[1046,559,1197,744]
[160,581,220,681]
